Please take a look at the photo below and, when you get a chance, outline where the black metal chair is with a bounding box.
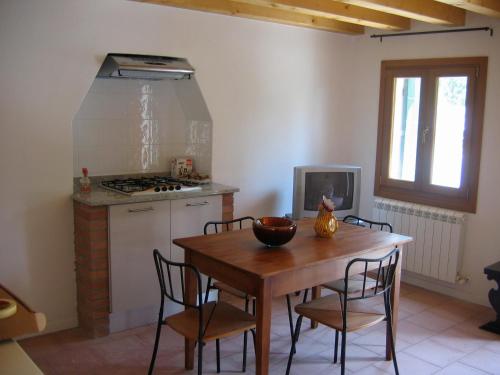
[203,216,304,367]
[286,248,401,375]
[148,249,256,375]
[204,216,256,306]
[343,215,393,232]
[322,215,393,294]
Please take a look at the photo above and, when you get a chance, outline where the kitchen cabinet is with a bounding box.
[171,196,222,300]
[170,195,222,262]
[109,201,170,318]
[74,187,236,337]
[108,195,222,332]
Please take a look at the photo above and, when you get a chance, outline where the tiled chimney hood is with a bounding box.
[73,54,212,178]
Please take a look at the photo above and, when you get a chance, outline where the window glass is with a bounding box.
[389,77,421,182]
[431,76,468,188]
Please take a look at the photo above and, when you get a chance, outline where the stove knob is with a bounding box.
[154,186,161,192]
[168,185,175,191]
[175,185,181,190]
[161,186,168,191]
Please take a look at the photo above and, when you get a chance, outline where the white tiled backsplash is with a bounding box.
[73,78,212,177]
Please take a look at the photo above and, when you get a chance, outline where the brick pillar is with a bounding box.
[222,193,234,230]
[73,202,110,337]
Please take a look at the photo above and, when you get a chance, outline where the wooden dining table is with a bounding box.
[173,218,412,375]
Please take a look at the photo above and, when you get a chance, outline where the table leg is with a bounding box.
[184,250,196,370]
[386,252,401,360]
[310,286,321,329]
[255,279,272,375]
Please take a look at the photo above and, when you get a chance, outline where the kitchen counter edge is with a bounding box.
[72,183,239,207]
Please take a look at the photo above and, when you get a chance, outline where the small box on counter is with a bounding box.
[171,157,193,178]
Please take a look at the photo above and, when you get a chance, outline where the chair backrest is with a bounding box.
[153,249,203,310]
[343,248,400,303]
[203,216,255,235]
[343,215,393,233]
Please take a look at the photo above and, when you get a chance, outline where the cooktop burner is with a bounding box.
[100,176,202,196]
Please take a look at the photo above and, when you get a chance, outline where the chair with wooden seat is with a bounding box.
[148,249,256,375]
[203,216,302,368]
[321,215,393,295]
[204,216,256,306]
[286,248,400,375]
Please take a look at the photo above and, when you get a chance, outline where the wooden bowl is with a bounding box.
[252,217,297,247]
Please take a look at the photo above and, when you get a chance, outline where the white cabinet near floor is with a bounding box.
[170,195,222,262]
[108,195,223,332]
[171,196,222,301]
[109,200,171,332]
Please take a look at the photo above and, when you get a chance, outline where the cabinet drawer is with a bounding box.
[170,195,222,261]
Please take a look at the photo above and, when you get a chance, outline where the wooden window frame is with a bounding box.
[374,57,488,213]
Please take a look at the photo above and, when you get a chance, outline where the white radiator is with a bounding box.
[373,198,466,283]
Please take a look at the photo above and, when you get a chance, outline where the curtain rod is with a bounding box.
[371,27,493,42]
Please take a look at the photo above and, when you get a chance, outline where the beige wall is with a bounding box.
[0,0,350,332]
[333,16,500,305]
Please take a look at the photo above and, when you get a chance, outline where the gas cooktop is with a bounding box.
[100,176,202,196]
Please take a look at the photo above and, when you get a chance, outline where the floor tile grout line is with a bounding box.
[401,342,477,371]
[424,330,496,356]
[456,347,499,375]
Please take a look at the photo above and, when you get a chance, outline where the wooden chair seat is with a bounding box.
[322,274,379,294]
[213,282,255,300]
[294,294,385,332]
[166,301,256,342]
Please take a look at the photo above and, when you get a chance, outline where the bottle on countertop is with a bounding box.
[80,167,91,194]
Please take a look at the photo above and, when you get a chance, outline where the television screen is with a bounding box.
[304,172,355,211]
[292,165,360,219]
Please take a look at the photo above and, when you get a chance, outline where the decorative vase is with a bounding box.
[314,196,339,238]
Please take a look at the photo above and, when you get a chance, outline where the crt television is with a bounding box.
[292,165,361,220]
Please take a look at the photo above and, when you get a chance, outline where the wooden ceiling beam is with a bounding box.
[133,0,364,34]
[337,0,466,25]
[435,0,500,18]
[233,0,410,30]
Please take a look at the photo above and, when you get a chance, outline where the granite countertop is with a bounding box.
[73,182,239,206]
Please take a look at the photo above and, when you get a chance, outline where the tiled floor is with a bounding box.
[20,283,500,374]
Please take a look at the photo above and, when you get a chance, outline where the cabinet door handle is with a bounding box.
[186,201,209,207]
[127,206,154,213]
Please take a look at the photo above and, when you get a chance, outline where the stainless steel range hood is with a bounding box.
[96,53,195,80]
